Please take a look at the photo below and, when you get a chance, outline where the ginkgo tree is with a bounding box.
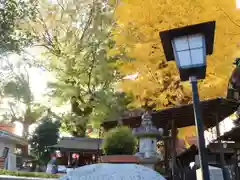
[111,0,240,109]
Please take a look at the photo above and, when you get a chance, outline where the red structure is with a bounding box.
[0,123,16,133]
[0,123,28,155]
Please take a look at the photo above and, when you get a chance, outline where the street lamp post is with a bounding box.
[159,21,216,180]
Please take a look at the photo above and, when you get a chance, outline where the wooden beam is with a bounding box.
[209,148,234,154]
[209,142,240,149]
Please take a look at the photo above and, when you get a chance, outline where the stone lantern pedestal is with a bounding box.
[138,157,159,169]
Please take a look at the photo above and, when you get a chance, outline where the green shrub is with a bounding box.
[154,166,166,175]
[102,126,137,155]
[0,169,60,178]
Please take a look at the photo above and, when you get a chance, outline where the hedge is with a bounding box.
[102,126,137,155]
[0,169,60,178]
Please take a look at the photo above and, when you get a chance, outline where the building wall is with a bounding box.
[0,141,15,155]
[0,141,4,156]
[0,139,17,170]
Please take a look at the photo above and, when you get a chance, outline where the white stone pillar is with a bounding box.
[7,153,17,171]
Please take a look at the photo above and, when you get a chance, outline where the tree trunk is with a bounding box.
[22,123,29,139]
[21,123,29,155]
[72,121,87,137]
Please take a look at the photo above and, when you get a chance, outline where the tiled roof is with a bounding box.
[61,137,102,142]
[0,130,27,146]
[50,137,102,151]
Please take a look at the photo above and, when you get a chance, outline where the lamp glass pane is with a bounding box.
[190,48,205,66]
[188,34,203,49]
[173,36,189,51]
[172,34,206,69]
[177,50,191,67]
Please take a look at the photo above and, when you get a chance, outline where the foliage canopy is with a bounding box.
[18,0,131,136]
[0,0,36,53]
[111,0,240,109]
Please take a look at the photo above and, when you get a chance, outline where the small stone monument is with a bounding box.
[196,166,224,180]
[132,111,164,169]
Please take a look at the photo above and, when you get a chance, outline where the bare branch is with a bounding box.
[87,47,97,94]
[225,32,240,36]
[9,103,19,122]
[36,10,53,46]
[78,0,96,48]
[219,7,240,28]
[146,65,162,86]
[56,0,65,12]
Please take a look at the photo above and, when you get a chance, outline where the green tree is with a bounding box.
[21,0,129,136]
[29,114,60,165]
[61,113,87,137]
[0,0,37,53]
[1,56,46,139]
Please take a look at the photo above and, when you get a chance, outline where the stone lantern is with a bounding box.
[132,111,164,169]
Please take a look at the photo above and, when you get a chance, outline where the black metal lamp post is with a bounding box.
[159,21,216,180]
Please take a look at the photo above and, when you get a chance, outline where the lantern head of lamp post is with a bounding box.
[159,21,216,81]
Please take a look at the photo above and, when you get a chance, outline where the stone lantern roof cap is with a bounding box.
[132,111,163,136]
